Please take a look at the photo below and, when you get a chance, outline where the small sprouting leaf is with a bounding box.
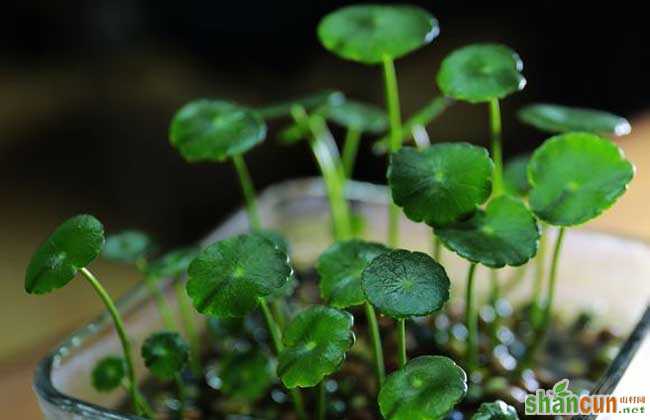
[141,331,189,380]
[25,215,104,295]
[437,43,526,103]
[146,246,200,279]
[528,132,634,226]
[169,100,266,162]
[436,195,540,268]
[518,103,631,136]
[318,5,439,65]
[219,350,274,401]
[91,356,125,392]
[102,230,155,264]
[186,234,292,317]
[388,144,493,227]
[317,240,389,308]
[278,305,354,388]
[504,155,531,197]
[378,356,467,420]
[362,250,450,319]
[472,400,519,420]
[326,100,388,134]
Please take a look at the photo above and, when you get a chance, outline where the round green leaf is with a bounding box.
[437,43,526,103]
[388,144,493,227]
[141,331,189,380]
[518,103,631,136]
[102,230,155,264]
[378,355,467,420]
[219,350,274,401]
[318,5,439,64]
[528,132,634,226]
[91,356,125,392]
[278,305,354,388]
[169,100,266,162]
[25,215,104,294]
[472,400,519,420]
[504,154,531,197]
[362,250,450,319]
[186,234,292,317]
[436,195,540,268]
[254,229,290,254]
[146,246,200,279]
[317,240,389,308]
[326,100,388,133]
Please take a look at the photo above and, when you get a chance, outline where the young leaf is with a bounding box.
[326,100,388,134]
[141,331,189,380]
[436,195,540,268]
[318,5,439,65]
[317,240,389,308]
[277,305,354,388]
[145,246,200,279]
[219,350,274,401]
[102,230,155,263]
[388,144,493,227]
[362,250,450,319]
[169,100,266,162]
[91,356,126,392]
[25,215,104,294]
[378,355,467,420]
[186,234,292,317]
[472,400,519,420]
[437,43,526,103]
[528,132,634,226]
[518,103,631,136]
[504,154,531,197]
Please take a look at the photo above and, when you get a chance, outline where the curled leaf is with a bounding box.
[141,331,189,380]
[91,356,126,392]
[278,305,355,388]
[25,215,104,294]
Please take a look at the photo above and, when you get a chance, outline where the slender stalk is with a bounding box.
[465,263,478,372]
[433,235,442,262]
[258,297,306,420]
[291,107,352,240]
[364,302,386,386]
[80,268,153,418]
[317,380,327,420]
[397,319,407,368]
[232,154,261,231]
[144,276,176,331]
[540,228,566,331]
[488,99,504,196]
[383,55,403,248]
[342,128,362,178]
[174,372,187,414]
[489,269,500,305]
[174,279,201,375]
[531,224,548,324]
[271,298,287,330]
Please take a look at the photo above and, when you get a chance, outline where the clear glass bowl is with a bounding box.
[33,178,650,419]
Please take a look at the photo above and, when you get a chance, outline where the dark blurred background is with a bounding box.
[1,1,649,414]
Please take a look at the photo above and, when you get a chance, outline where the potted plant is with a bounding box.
[30,4,649,419]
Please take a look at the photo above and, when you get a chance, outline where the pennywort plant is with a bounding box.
[26,3,635,419]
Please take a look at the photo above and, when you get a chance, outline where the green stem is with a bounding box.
[465,263,478,372]
[174,279,201,376]
[433,235,442,262]
[317,380,327,420]
[271,298,287,330]
[397,319,407,368]
[291,107,352,241]
[174,372,186,414]
[342,128,362,178]
[80,268,153,418]
[541,227,566,332]
[488,99,504,196]
[489,269,500,305]
[232,154,261,231]
[258,297,306,420]
[531,224,548,310]
[144,276,176,331]
[383,55,403,248]
[364,302,386,387]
